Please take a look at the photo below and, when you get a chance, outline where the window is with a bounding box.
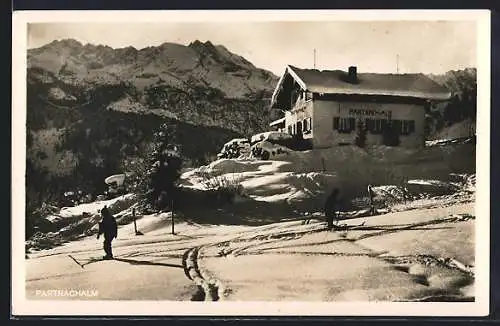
[333,117,355,133]
[401,120,409,135]
[370,119,384,134]
[303,118,313,134]
[296,121,303,135]
[288,125,293,135]
[290,90,299,108]
[401,120,415,135]
[304,117,312,134]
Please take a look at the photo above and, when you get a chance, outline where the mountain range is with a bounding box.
[27,38,279,131]
[26,38,280,206]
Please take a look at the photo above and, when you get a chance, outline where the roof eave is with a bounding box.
[307,87,452,101]
[285,66,308,90]
[269,117,286,126]
[270,65,309,108]
[270,68,288,108]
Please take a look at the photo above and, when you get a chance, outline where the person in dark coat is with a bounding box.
[324,188,339,230]
[367,184,376,216]
[97,205,118,259]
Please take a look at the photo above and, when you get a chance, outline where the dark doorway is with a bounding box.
[382,120,400,146]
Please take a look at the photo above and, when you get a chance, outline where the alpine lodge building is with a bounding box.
[269,65,452,148]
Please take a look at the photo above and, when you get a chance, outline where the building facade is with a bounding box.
[270,65,451,148]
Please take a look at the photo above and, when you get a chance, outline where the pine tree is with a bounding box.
[354,119,367,148]
[124,123,182,212]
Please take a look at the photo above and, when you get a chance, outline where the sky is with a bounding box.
[27,21,477,76]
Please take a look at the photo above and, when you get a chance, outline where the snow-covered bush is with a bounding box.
[217,138,251,159]
[250,131,292,145]
[199,171,244,192]
[197,171,246,204]
[250,141,290,160]
[372,185,413,207]
[406,179,460,197]
[250,131,313,152]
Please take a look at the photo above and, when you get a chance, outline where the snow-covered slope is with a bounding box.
[181,142,475,212]
[24,143,476,304]
[26,199,475,303]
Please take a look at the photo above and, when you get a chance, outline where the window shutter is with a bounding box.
[393,120,402,134]
[409,120,415,133]
[333,117,339,130]
[349,118,356,132]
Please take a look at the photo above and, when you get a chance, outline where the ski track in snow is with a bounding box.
[26,199,474,302]
[26,162,476,302]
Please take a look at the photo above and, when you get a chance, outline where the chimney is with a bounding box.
[348,66,358,83]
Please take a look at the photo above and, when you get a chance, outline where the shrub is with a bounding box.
[217,139,250,159]
[197,171,245,205]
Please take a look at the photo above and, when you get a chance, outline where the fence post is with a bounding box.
[133,207,137,235]
[171,199,175,235]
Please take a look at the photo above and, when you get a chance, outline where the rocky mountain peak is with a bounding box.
[28,38,278,99]
[188,39,213,48]
[52,38,83,48]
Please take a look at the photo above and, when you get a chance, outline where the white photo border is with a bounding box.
[12,9,491,317]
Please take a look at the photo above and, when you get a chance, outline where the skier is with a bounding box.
[157,190,169,212]
[324,188,339,230]
[97,205,118,259]
[367,184,376,215]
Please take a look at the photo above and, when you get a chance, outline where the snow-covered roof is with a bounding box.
[251,131,292,143]
[223,138,250,147]
[105,174,126,185]
[271,65,452,107]
[269,117,286,126]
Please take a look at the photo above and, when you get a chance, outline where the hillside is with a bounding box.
[27,39,279,133]
[26,39,279,212]
[425,68,476,139]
